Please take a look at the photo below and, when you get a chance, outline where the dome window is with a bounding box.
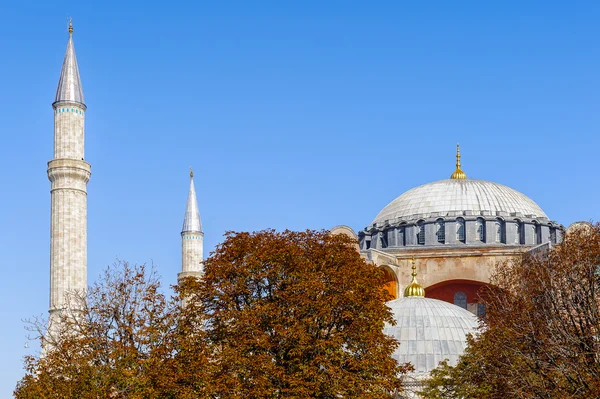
[398,226,405,246]
[476,218,485,242]
[380,233,388,248]
[533,223,541,244]
[456,218,466,243]
[417,221,425,245]
[550,228,557,244]
[515,221,523,244]
[436,219,445,244]
[386,229,396,247]
[495,219,505,243]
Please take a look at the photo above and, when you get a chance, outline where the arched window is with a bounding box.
[477,304,486,318]
[495,219,504,243]
[550,228,556,244]
[398,226,405,246]
[381,232,388,248]
[515,221,522,244]
[532,223,540,244]
[476,218,485,242]
[456,218,466,243]
[436,219,445,244]
[380,267,398,300]
[454,292,467,309]
[417,221,425,245]
[386,229,395,247]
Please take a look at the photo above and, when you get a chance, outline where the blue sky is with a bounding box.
[1,0,599,395]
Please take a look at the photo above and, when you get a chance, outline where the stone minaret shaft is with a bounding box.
[179,170,204,280]
[48,21,90,319]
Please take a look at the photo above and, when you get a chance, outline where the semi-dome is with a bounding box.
[373,178,547,225]
[383,297,478,375]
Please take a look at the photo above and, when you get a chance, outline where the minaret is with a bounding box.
[179,169,204,280]
[48,20,90,322]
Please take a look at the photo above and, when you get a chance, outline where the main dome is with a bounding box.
[384,297,478,375]
[373,179,547,225]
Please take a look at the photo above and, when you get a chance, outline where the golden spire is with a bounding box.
[450,143,467,180]
[404,256,425,297]
[68,18,73,35]
[189,167,194,179]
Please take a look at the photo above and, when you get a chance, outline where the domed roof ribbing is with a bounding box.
[372,146,547,225]
[384,297,478,375]
[373,179,547,225]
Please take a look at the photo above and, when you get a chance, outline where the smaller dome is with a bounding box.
[384,297,478,376]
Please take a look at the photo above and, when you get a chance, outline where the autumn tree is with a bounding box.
[421,223,600,399]
[181,229,408,398]
[14,262,196,399]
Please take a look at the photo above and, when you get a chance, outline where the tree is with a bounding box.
[421,223,600,399]
[182,229,408,398]
[16,230,408,398]
[14,262,193,399]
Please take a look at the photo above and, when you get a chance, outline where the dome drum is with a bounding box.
[359,216,563,249]
[363,178,565,250]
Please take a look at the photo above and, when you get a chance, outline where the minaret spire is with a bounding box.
[179,169,204,280]
[54,18,84,106]
[182,168,202,233]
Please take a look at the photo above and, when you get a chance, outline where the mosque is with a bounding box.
[47,23,573,390]
[331,144,565,316]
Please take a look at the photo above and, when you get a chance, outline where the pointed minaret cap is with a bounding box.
[182,168,202,233]
[450,143,467,180]
[404,256,425,297]
[54,18,85,107]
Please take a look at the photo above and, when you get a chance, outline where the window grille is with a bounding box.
[515,222,522,244]
[398,227,405,246]
[436,219,445,243]
[477,304,486,318]
[456,218,465,243]
[550,228,556,244]
[454,292,467,309]
[417,222,425,245]
[476,218,485,242]
[495,219,504,243]
[532,224,540,244]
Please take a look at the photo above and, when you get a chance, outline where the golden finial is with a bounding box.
[189,167,194,179]
[68,18,73,35]
[450,143,467,180]
[404,256,425,297]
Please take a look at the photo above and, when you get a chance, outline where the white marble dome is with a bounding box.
[384,297,478,375]
[373,179,547,225]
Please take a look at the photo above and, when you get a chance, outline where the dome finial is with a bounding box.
[69,18,73,35]
[404,256,425,297]
[189,167,194,179]
[450,143,467,180]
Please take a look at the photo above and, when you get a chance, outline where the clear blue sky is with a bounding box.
[1,0,599,395]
